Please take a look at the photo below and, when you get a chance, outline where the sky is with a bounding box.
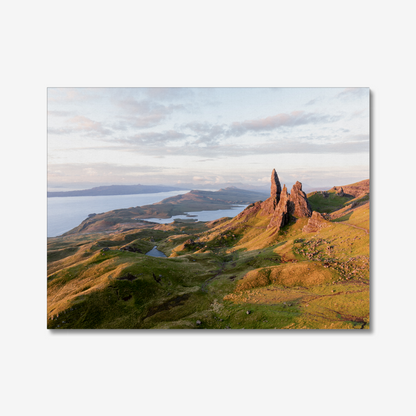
[47,87,369,191]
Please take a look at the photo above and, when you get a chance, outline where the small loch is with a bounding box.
[146,246,167,258]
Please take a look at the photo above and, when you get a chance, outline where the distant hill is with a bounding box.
[47,184,188,198]
[62,187,269,235]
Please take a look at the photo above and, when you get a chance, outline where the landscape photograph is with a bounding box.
[47,87,370,329]
[6,1,416,414]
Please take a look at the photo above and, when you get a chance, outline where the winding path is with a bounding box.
[338,222,369,234]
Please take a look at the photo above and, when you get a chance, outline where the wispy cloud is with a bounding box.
[229,111,341,136]
[48,162,171,185]
[48,116,113,137]
[183,122,227,144]
[143,87,194,101]
[336,87,368,100]
[117,130,188,145]
[48,110,73,117]
[48,116,111,137]
[101,136,368,159]
[113,98,184,129]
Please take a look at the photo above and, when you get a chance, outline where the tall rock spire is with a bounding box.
[260,168,282,215]
[271,169,282,201]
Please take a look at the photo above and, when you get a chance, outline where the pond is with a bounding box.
[145,246,167,258]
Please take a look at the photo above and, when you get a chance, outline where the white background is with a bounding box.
[2,1,414,415]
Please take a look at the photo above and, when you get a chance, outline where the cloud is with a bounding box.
[229,111,341,136]
[107,135,368,159]
[180,110,342,144]
[114,98,184,129]
[183,122,226,144]
[346,134,369,142]
[143,87,194,101]
[118,130,188,145]
[48,162,170,185]
[48,116,112,137]
[336,88,369,99]
[48,110,73,117]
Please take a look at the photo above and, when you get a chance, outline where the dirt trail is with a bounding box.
[339,223,369,234]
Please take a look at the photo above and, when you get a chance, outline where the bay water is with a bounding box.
[47,191,247,238]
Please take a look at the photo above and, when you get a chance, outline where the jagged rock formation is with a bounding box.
[302,211,329,233]
[288,181,312,218]
[335,186,344,197]
[260,169,282,215]
[267,185,291,230]
[233,169,312,233]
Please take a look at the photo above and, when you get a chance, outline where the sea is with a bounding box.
[47,190,247,238]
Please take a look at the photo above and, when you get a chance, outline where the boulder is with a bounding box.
[302,211,329,233]
[288,181,312,218]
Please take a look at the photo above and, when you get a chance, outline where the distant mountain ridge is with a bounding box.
[47,184,188,198]
[48,182,338,198]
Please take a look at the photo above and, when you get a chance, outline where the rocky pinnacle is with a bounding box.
[260,168,282,215]
[271,169,282,200]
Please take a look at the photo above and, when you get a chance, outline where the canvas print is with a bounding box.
[47,87,370,329]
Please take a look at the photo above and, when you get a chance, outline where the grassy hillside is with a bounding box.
[48,180,369,329]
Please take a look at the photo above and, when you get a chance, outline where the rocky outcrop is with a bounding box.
[331,179,369,198]
[335,186,344,197]
[260,169,282,215]
[235,201,262,222]
[267,185,291,230]
[302,211,329,233]
[288,181,312,218]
